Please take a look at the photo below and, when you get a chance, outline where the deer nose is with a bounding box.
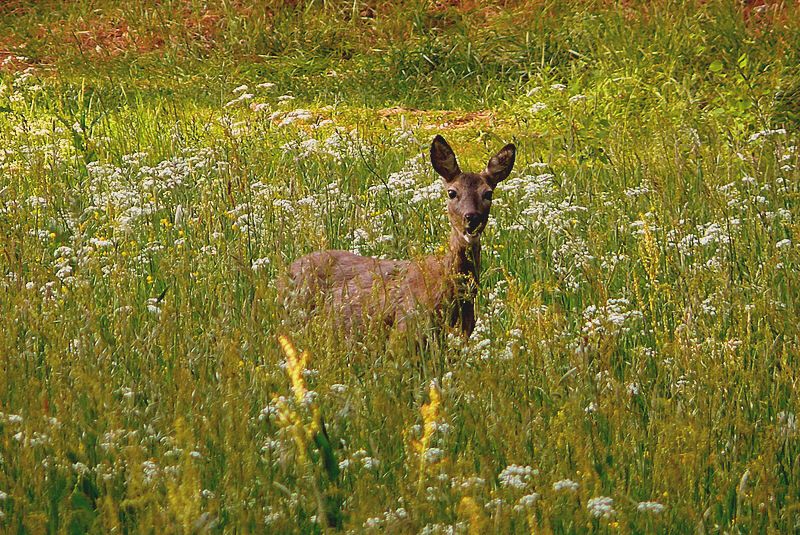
[465,213,481,227]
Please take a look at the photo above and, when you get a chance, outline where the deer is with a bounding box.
[281,135,516,338]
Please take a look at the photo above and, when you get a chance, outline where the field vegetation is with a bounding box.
[1,0,799,532]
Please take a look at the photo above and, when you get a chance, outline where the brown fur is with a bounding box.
[281,135,515,338]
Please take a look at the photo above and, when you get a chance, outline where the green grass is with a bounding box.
[1,0,799,532]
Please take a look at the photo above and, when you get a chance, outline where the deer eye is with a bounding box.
[447,189,457,199]
[483,190,493,201]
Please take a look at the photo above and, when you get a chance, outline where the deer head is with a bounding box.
[430,135,516,245]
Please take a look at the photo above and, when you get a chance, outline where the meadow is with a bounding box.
[0,0,799,532]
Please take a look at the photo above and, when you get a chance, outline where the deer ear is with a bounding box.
[430,135,461,182]
[485,143,516,186]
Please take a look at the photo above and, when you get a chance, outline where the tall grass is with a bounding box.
[0,0,798,532]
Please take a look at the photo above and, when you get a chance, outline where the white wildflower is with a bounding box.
[587,496,616,518]
[278,109,313,126]
[748,128,786,143]
[637,501,666,514]
[264,508,281,525]
[513,493,540,512]
[27,196,48,208]
[72,462,90,475]
[224,93,254,107]
[362,457,380,470]
[625,183,651,198]
[485,498,505,511]
[142,460,159,484]
[582,298,643,336]
[423,448,445,464]
[90,237,114,248]
[552,479,579,492]
[55,265,73,280]
[54,246,74,258]
[251,257,271,271]
[451,476,485,490]
[498,464,536,489]
[146,298,162,316]
[701,297,716,317]
[364,517,383,529]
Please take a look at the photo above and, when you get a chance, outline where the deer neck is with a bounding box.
[438,228,480,336]
[445,228,481,291]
